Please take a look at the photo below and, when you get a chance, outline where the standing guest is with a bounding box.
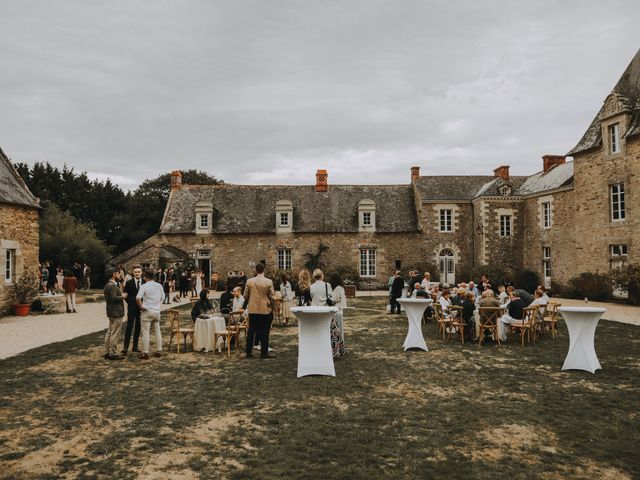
[46,261,56,294]
[56,266,64,292]
[279,274,293,326]
[167,268,176,295]
[421,272,432,292]
[329,273,347,357]
[409,270,421,296]
[83,263,92,290]
[219,283,234,314]
[310,269,333,306]
[103,268,125,360]
[387,269,396,308]
[390,271,404,314]
[480,275,493,293]
[189,270,197,297]
[62,270,78,313]
[136,270,165,360]
[242,263,276,359]
[73,262,83,288]
[122,266,143,355]
[179,272,189,299]
[191,288,213,322]
[162,276,171,304]
[498,290,526,342]
[40,262,49,293]
[468,281,480,298]
[296,270,312,306]
[195,269,203,296]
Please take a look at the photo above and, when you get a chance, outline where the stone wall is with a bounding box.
[0,205,40,313]
[569,135,639,275]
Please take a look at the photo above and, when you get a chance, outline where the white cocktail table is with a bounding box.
[194,316,226,352]
[397,298,431,351]
[559,306,606,373]
[290,306,338,377]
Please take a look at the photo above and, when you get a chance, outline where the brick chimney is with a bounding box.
[542,155,566,173]
[493,165,510,180]
[315,169,328,192]
[170,170,182,191]
[411,166,420,182]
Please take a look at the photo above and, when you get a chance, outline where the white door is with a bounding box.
[439,249,455,286]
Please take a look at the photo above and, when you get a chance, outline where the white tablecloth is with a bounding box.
[397,298,430,351]
[290,306,338,377]
[559,306,605,373]
[194,316,226,352]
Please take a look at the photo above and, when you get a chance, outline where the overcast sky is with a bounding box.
[1,1,639,189]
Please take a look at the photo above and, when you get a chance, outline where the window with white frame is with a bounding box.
[359,249,376,277]
[500,215,512,237]
[611,183,626,221]
[279,212,289,227]
[542,247,551,279]
[277,248,292,270]
[610,244,628,270]
[609,123,620,154]
[199,214,209,229]
[363,212,371,226]
[439,209,453,232]
[541,202,552,229]
[5,249,15,283]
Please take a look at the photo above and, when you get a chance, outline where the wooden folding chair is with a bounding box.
[543,302,561,339]
[448,305,466,343]
[214,314,241,358]
[434,303,453,340]
[167,309,194,353]
[509,306,537,349]
[478,307,502,346]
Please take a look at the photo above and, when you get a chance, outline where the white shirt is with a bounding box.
[232,295,245,313]
[310,280,333,306]
[136,280,164,313]
[438,296,451,315]
[332,285,347,312]
[280,281,293,301]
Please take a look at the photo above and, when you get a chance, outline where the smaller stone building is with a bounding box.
[0,148,40,312]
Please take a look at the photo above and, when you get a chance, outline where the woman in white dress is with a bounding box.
[279,274,293,325]
[195,269,203,296]
[329,273,347,357]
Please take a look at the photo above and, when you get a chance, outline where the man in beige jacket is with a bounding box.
[242,263,276,358]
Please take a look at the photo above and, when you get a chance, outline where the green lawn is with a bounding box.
[1,297,638,479]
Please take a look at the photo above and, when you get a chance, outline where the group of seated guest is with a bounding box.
[497,285,550,342]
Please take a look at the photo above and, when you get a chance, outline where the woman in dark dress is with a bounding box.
[191,289,213,322]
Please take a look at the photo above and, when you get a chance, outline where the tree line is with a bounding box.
[13,161,222,283]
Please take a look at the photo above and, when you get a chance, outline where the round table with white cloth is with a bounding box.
[559,306,606,373]
[193,315,226,352]
[290,306,338,377]
[397,298,431,352]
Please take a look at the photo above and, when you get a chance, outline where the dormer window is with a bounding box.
[609,123,620,154]
[358,199,376,232]
[275,200,293,233]
[195,201,213,234]
[499,185,511,196]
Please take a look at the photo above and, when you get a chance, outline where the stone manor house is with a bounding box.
[113,49,640,290]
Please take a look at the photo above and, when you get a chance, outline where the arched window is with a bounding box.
[438,249,455,286]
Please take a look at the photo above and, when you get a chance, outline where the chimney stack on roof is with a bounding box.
[411,166,420,182]
[542,155,566,173]
[170,170,182,191]
[315,169,328,192]
[493,165,510,180]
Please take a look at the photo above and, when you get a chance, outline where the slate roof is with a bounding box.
[160,184,420,234]
[568,48,640,156]
[474,176,528,198]
[517,162,574,196]
[0,147,40,209]
[413,176,496,201]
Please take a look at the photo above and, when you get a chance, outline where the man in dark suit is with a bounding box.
[390,271,405,314]
[122,265,144,355]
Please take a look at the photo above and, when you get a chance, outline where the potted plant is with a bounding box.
[14,277,39,316]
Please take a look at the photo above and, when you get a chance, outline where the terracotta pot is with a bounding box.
[14,303,30,316]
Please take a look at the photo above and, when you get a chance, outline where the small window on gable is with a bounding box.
[499,185,511,196]
[358,199,376,232]
[280,212,289,227]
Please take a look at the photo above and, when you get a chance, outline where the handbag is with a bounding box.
[325,283,336,307]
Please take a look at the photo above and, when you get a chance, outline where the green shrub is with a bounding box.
[513,269,540,293]
[569,272,611,301]
[610,264,640,304]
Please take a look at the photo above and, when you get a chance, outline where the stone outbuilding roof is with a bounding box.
[517,162,574,196]
[0,147,40,209]
[160,184,420,234]
[413,176,496,201]
[568,48,640,156]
